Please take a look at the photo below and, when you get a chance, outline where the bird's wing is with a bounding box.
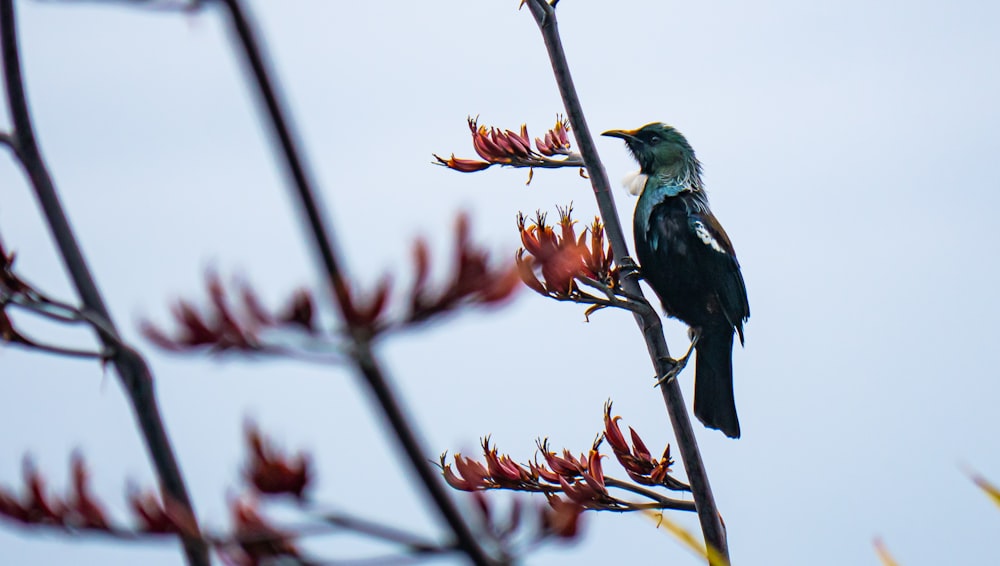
[687,212,750,342]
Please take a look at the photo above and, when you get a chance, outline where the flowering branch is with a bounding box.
[0,426,480,565]
[0,238,106,359]
[140,272,329,359]
[0,3,207,563]
[440,403,695,514]
[0,461,308,565]
[435,116,584,183]
[142,213,519,357]
[217,1,498,562]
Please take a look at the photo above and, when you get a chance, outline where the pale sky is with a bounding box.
[2,1,999,564]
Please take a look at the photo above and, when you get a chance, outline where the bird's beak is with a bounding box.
[601,128,641,143]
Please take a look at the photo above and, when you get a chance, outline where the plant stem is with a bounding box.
[523,0,729,560]
[216,1,496,563]
[603,477,696,512]
[0,2,208,564]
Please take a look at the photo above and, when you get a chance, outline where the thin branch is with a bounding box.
[0,129,15,151]
[603,477,695,512]
[35,0,204,11]
[0,511,449,565]
[522,0,729,559]
[4,295,86,324]
[574,275,653,314]
[3,337,104,359]
[2,283,117,329]
[306,551,454,566]
[315,510,445,553]
[470,475,694,513]
[0,3,208,564]
[215,1,497,564]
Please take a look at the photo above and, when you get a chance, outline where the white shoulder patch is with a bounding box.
[692,220,726,254]
[621,170,648,196]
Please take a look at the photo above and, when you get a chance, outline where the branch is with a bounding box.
[0,3,208,564]
[0,130,15,151]
[602,477,694,512]
[315,510,444,554]
[35,0,204,10]
[215,1,497,564]
[2,337,104,360]
[521,0,729,559]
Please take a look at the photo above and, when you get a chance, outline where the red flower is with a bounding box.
[226,498,300,566]
[22,459,64,525]
[0,455,121,533]
[432,153,492,172]
[339,276,392,334]
[536,439,586,479]
[603,402,680,489]
[143,274,318,353]
[67,454,110,530]
[441,453,493,491]
[534,115,572,156]
[516,206,618,298]
[482,438,532,489]
[128,487,198,536]
[244,423,311,499]
[404,213,520,325]
[541,495,584,539]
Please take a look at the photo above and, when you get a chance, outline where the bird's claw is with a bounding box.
[654,334,699,387]
[654,356,689,387]
[617,256,641,281]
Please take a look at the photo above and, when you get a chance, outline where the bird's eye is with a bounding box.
[649,135,661,145]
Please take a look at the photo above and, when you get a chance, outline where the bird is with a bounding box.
[603,123,749,438]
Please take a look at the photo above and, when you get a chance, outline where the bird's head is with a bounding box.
[602,122,697,177]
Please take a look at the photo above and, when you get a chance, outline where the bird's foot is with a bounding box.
[617,256,641,281]
[654,334,700,387]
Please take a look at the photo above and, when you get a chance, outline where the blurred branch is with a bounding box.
[215,0,497,563]
[35,0,204,11]
[0,2,208,564]
[315,510,444,554]
[520,0,729,559]
[0,439,460,565]
[1,240,108,359]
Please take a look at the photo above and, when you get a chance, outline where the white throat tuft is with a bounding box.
[621,170,648,196]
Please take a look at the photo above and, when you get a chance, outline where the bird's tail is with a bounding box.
[694,328,740,438]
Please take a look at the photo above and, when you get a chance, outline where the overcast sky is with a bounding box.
[2,1,999,564]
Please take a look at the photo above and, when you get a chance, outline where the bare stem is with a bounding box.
[315,509,445,553]
[216,1,496,564]
[0,2,208,564]
[602,477,695,512]
[522,0,729,559]
[5,338,104,359]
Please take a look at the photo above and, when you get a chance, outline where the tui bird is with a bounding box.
[603,123,749,438]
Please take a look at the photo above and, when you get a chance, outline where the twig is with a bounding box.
[522,0,729,559]
[0,130,15,151]
[3,337,104,359]
[34,0,204,11]
[574,275,652,314]
[0,3,208,564]
[315,510,446,553]
[602,477,695,512]
[215,1,497,564]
